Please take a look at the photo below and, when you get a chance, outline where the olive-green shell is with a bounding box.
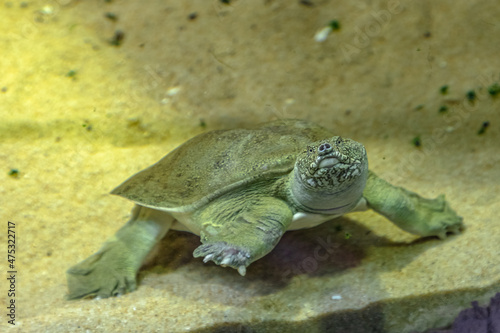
[111,119,333,211]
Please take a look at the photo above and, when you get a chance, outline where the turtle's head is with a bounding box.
[291,136,368,214]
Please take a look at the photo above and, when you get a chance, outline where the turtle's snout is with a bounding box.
[318,142,332,155]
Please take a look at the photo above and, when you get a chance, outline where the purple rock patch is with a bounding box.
[452,293,500,333]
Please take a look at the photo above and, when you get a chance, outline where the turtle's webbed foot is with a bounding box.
[193,242,251,276]
[419,194,465,239]
[437,221,464,240]
[396,193,465,239]
[66,250,138,300]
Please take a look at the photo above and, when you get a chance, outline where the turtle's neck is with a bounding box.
[288,165,368,214]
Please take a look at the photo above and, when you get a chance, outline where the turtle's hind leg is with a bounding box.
[66,205,172,299]
[193,196,293,275]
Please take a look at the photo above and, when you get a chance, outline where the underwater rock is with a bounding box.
[451,293,500,333]
[428,293,500,333]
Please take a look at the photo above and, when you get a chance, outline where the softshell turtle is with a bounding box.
[67,119,463,299]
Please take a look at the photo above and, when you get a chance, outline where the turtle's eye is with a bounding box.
[336,137,343,145]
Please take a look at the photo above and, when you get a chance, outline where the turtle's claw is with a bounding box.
[193,242,250,275]
[203,254,214,263]
[237,265,246,276]
[435,217,465,240]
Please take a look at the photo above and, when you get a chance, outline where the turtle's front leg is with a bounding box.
[66,205,172,299]
[363,171,464,239]
[193,196,293,275]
